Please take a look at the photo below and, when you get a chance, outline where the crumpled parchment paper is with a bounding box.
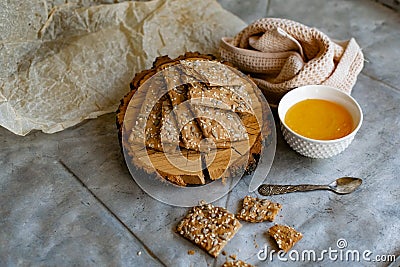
[0,0,245,136]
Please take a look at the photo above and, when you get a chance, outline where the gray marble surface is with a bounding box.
[1,0,399,266]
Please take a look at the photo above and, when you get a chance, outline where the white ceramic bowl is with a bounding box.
[278,85,363,158]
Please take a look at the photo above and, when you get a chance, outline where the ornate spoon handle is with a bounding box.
[258,184,329,196]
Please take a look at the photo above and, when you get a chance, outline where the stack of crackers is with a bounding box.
[117,52,268,186]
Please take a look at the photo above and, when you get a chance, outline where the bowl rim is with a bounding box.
[277,85,363,144]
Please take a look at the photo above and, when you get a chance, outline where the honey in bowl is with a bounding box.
[284,99,354,140]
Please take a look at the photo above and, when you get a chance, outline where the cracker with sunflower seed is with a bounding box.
[176,203,241,257]
[236,196,282,223]
[268,224,303,252]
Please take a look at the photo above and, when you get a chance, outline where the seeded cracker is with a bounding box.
[176,203,242,257]
[188,85,252,114]
[268,224,303,252]
[222,260,254,267]
[162,63,203,151]
[236,196,282,223]
[193,105,248,146]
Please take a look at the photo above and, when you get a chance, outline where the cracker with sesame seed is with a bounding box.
[188,84,252,114]
[142,95,170,152]
[193,105,248,149]
[160,62,204,151]
[222,260,254,267]
[188,83,250,150]
[160,98,203,151]
[176,203,242,258]
[236,196,282,223]
[167,86,204,151]
[125,71,168,152]
[267,224,303,252]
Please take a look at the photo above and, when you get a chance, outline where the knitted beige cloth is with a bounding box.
[219,18,364,107]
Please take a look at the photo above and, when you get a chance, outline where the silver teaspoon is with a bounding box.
[258,177,362,196]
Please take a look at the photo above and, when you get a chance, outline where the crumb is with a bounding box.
[253,239,259,248]
[222,251,227,256]
[137,251,142,256]
[188,250,195,255]
[222,260,254,267]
